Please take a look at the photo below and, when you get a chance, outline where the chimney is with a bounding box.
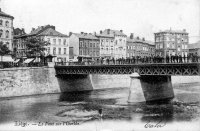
[69,32,72,36]
[93,32,96,36]
[81,32,84,34]
[0,8,1,12]
[183,29,186,32]
[120,30,123,33]
[130,33,134,39]
[136,36,140,40]
[100,30,102,34]
[107,29,110,34]
[142,37,145,41]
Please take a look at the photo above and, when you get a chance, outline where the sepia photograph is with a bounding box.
[0,0,200,130]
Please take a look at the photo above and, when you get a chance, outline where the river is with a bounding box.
[0,75,200,131]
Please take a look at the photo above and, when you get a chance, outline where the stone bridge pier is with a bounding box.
[128,73,174,103]
[56,74,93,92]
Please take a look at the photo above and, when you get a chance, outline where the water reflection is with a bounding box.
[59,91,92,102]
[0,85,200,124]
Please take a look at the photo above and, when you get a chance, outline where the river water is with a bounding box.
[0,75,200,131]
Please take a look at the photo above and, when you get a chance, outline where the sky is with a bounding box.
[0,0,200,43]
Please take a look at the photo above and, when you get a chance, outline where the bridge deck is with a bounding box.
[55,63,200,76]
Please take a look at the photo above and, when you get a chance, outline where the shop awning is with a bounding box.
[13,59,20,63]
[23,58,34,64]
[0,56,14,62]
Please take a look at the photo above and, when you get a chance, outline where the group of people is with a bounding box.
[94,53,199,65]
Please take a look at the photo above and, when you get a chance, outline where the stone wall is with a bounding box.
[0,67,130,98]
[0,67,60,98]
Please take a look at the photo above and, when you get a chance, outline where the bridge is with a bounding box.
[55,63,200,76]
[54,61,200,103]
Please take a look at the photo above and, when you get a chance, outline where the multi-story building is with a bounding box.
[101,29,127,58]
[188,41,200,56]
[0,8,14,51]
[69,32,100,60]
[155,29,189,57]
[95,31,115,58]
[13,28,27,58]
[126,33,155,57]
[14,25,69,62]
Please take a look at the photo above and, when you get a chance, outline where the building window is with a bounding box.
[48,47,50,54]
[53,39,56,44]
[53,47,56,55]
[182,44,184,49]
[0,20,2,25]
[0,29,3,37]
[59,39,61,45]
[172,43,175,49]
[160,43,163,49]
[64,48,66,54]
[5,21,9,27]
[58,48,61,54]
[167,43,170,48]
[6,30,9,38]
[80,42,82,47]
[185,45,188,49]
[178,46,180,51]
[63,39,66,45]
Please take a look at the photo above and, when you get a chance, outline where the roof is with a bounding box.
[73,33,99,40]
[29,26,44,36]
[127,37,155,46]
[188,41,200,49]
[102,29,127,36]
[28,25,67,37]
[0,10,14,19]
[38,28,68,37]
[155,29,188,34]
[95,34,114,38]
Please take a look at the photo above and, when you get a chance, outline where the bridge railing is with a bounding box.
[55,56,200,66]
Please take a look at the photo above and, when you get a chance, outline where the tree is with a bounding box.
[11,47,17,59]
[25,37,49,65]
[0,41,10,68]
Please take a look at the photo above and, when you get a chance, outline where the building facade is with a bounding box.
[37,28,69,62]
[101,29,127,58]
[13,28,27,58]
[188,41,200,56]
[126,33,155,58]
[14,25,69,62]
[0,8,14,51]
[155,29,189,57]
[69,32,100,60]
[95,32,115,58]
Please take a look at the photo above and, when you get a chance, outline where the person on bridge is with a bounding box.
[175,54,178,63]
[112,57,115,65]
[166,54,169,63]
[101,58,104,65]
[179,54,182,63]
[106,58,109,65]
[195,52,199,62]
[170,54,173,63]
